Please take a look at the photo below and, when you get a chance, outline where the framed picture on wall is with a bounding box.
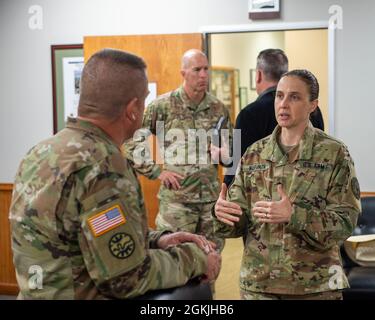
[234,69,240,98]
[51,44,84,133]
[250,68,257,91]
[248,0,281,20]
[210,67,236,123]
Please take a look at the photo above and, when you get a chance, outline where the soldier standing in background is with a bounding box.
[9,48,221,299]
[125,49,233,254]
[214,69,361,300]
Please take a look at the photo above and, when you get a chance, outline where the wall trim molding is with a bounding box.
[0,183,13,191]
[199,21,329,33]
[361,192,375,197]
[0,283,18,296]
[1,183,375,197]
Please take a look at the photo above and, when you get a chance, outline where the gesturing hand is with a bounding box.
[252,184,293,224]
[214,183,242,226]
[158,170,183,190]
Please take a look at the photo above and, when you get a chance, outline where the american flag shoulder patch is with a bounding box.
[87,204,126,237]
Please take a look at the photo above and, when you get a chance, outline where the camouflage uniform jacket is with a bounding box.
[214,124,361,295]
[9,117,207,299]
[124,86,233,203]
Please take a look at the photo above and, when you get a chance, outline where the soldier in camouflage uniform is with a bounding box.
[213,69,361,300]
[9,48,221,299]
[124,49,233,253]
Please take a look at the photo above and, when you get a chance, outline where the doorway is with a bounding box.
[207,28,329,131]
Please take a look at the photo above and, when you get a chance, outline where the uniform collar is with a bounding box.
[66,117,118,148]
[177,86,211,112]
[256,85,277,101]
[261,122,316,163]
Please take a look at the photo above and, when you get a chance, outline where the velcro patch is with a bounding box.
[246,164,270,172]
[301,161,333,170]
[351,177,360,200]
[109,233,135,259]
[88,205,126,237]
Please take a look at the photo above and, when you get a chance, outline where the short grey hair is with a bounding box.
[256,49,288,82]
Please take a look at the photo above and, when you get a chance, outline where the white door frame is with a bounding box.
[200,21,336,135]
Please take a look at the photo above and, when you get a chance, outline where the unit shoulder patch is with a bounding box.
[109,232,135,259]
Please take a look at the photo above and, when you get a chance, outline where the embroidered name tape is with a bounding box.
[88,204,126,237]
[301,161,333,170]
[247,164,270,171]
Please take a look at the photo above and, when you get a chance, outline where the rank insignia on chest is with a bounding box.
[88,205,126,237]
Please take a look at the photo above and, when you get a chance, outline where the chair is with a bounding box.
[133,278,213,300]
[341,196,375,299]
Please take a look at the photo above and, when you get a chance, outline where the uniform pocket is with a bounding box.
[244,170,272,202]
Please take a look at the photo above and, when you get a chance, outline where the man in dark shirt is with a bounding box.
[224,49,324,186]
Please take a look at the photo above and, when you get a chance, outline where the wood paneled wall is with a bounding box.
[84,33,203,228]
[84,34,203,94]
[0,184,18,295]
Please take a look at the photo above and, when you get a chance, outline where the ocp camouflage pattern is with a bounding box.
[214,124,361,295]
[9,117,207,299]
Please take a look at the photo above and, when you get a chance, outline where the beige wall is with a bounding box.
[284,29,328,131]
[210,32,285,117]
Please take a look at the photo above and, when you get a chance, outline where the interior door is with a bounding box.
[84,34,203,228]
